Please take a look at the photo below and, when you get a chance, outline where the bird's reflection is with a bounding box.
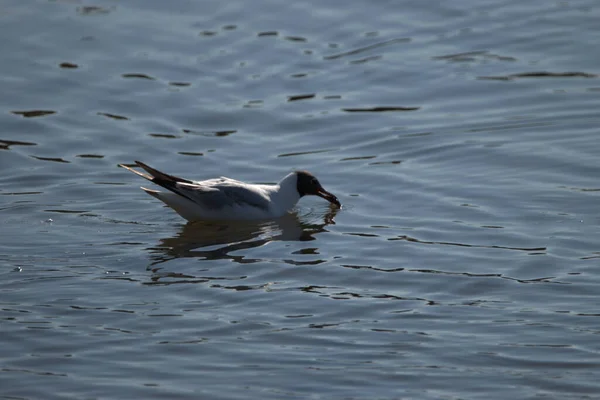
[147,206,339,267]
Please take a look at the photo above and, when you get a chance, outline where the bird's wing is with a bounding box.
[119,161,271,211]
[181,179,271,210]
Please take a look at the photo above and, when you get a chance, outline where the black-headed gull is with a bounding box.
[119,161,341,221]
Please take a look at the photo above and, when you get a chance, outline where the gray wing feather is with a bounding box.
[178,181,270,211]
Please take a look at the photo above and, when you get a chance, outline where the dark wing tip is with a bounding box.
[119,162,153,180]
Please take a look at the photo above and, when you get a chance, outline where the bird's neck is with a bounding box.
[270,172,301,214]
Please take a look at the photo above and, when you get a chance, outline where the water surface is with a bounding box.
[2,0,600,399]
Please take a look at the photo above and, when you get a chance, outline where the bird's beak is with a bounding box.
[317,188,342,208]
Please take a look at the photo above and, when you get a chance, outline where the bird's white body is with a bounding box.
[143,173,301,221]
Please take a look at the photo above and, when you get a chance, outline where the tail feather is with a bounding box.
[141,186,161,199]
[134,161,194,185]
[118,163,153,181]
[141,186,200,220]
[118,161,194,185]
[119,161,197,204]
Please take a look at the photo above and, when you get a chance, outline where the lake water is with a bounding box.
[2,0,600,398]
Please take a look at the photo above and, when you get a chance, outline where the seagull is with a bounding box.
[118,161,341,221]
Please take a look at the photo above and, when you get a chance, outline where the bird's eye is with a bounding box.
[312,178,319,185]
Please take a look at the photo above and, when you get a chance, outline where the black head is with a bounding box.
[295,170,341,208]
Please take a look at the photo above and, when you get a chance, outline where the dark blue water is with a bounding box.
[2,0,600,399]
